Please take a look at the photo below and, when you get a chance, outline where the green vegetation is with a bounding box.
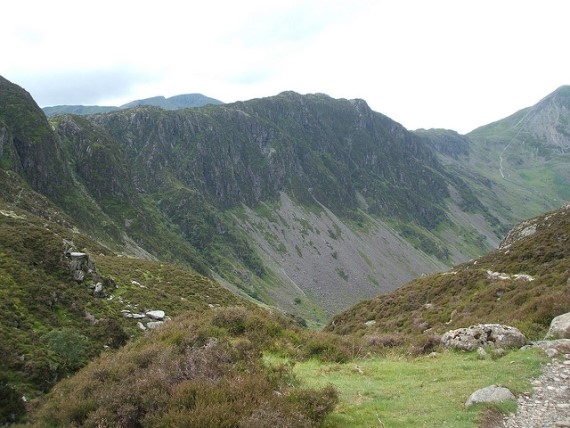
[0,201,245,417]
[23,307,341,427]
[2,76,570,427]
[397,222,450,261]
[289,348,546,427]
[21,301,550,427]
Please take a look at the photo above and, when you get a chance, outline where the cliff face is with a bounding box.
[88,92,452,227]
[0,77,68,201]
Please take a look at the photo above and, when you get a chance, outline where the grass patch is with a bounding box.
[287,348,546,427]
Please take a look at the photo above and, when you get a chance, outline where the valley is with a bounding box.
[0,75,569,426]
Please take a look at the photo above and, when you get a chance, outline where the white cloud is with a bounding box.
[3,0,569,133]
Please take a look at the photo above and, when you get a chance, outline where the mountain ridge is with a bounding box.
[42,93,223,117]
[2,76,568,322]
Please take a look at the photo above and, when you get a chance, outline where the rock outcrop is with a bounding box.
[441,324,526,351]
[123,309,168,330]
[64,240,116,297]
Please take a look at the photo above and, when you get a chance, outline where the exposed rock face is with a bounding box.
[545,313,570,340]
[0,76,69,201]
[500,202,570,249]
[441,324,526,351]
[465,385,515,408]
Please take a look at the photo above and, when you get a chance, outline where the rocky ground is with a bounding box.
[498,349,570,428]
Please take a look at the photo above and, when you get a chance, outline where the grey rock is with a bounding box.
[146,321,164,329]
[92,282,104,296]
[66,250,95,283]
[546,313,570,340]
[441,324,526,351]
[525,339,570,355]
[465,385,515,407]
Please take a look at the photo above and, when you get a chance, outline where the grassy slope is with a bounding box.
[20,300,549,428]
[290,348,546,427]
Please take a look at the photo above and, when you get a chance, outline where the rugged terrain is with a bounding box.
[1,75,569,426]
[2,75,513,322]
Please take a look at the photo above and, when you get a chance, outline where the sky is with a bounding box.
[3,0,569,134]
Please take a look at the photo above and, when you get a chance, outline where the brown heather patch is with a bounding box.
[24,307,340,427]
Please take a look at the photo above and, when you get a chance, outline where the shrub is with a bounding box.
[0,374,26,425]
[211,306,248,335]
[42,327,89,372]
[297,331,358,363]
[286,384,339,424]
[28,310,339,427]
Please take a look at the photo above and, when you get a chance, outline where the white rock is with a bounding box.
[146,310,165,320]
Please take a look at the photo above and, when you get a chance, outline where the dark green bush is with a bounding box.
[0,374,26,425]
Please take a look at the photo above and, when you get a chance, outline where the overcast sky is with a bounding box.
[3,1,569,134]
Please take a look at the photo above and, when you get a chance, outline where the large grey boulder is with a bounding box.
[465,385,515,407]
[441,324,526,351]
[545,312,570,339]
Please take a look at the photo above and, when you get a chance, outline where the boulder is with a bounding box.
[146,310,165,321]
[465,385,515,408]
[441,324,526,351]
[92,282,104,297]
[146,321,164,329]
[545,312,570,339]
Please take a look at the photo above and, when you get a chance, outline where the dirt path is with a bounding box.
[497,345,570,428]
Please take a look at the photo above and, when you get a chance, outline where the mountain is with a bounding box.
[468,86,570,211]
[119,93,223,109]
[42,93,223,117]
[2,76,568,323]
[418,86,570,227]
[51,91,506,319]
[0,76,554,322]
[2,75,570,424]
[326,201,570,341]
